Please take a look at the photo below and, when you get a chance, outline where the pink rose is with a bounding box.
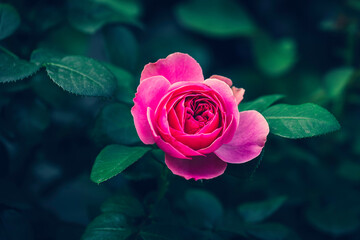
[132,53,269,180]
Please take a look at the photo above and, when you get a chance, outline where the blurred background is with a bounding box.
[1,0,360,239]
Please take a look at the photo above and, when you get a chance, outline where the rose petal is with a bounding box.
[210,75,233,87]
[172,127,222,150]
[165,153,227,180]
[215,110,269,164]
[140,52,204,84]
[232,86,245,105]
[204,79,239,126]
[131,76,171,144]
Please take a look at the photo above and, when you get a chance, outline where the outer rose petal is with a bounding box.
[232,86,245,105]
[140,53,204,84]
[131,76,171,144]
[215,110,269,163]
[204,78,240,126]
[165,153,227,180]
[210,75,233,87]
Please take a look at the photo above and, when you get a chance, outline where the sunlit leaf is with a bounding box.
[81,213,132,240]
[0,4,20,40]
[0,47,40,83]
[239,94,285,112]
[237,196,287,223]
[175,0,256,38]
[263,103,340,138]
[253,33,296,77]
[44,56,116,97]
[91,144,151,184]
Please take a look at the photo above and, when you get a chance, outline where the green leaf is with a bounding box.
[263,103,340,138]
[104,63,135,104]
[0,47,40,83]
[185,189,223,229]
[238,94,285,112]
[67,0,141,34]
[246,223,299,240]
[252,33,296,77]
[30,48,65,65]
[175,0,256,38]
[306,204,360,236]
[324,67,354,99]
[81,213,132,240]
[101,194,144,217]
[91,144,151,184]
[92,103,140,145]
[237,196,287,223]
[0,4,20,40]
[44,56,116,97]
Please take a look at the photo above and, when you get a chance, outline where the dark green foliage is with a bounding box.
[0,0,357,240]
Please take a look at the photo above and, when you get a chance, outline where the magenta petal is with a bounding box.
[131,76,171,144]
[210,75,233,87]
[140,52,204,84]
[204,79,239,126]
[165,153,227,180]
[215,110,269,164]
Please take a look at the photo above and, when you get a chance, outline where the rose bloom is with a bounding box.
[132,53,269,180]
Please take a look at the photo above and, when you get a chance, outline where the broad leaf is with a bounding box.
[263,103,340,138]
[92,103,140,145]
[0,4,20,40]
[91,144,151,184]
[81,213,132,240]
[101,194,144,217]
[184,189,223,229]
[175,0,256,37]
[239,94,285,112]
[324,67,353,99]
[253,33,296,77]
[44,56,116,97]
[0,47,40,83]
[67,0,141,34]
[237,196,287,223]
[30,48,65,65]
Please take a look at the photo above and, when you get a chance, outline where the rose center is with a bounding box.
[184,96,216,134]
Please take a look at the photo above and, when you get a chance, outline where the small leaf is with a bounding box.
[44,56,116,97]
[101,194,144,217]
[91,144,151,184]
[324,67,354,99]
[175,0,256,38]
[81,213,132,240]
[92,103,140,145]
[238,94,285,112]
[263,103,340,138]
[252,33,296,77]
[237,196,287,223]
[0,4,20,40]
[306,204,360,236]
[67,0,141,34]
[337,161,360,182]
[0,47,40,83]
[184,189,223,229]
